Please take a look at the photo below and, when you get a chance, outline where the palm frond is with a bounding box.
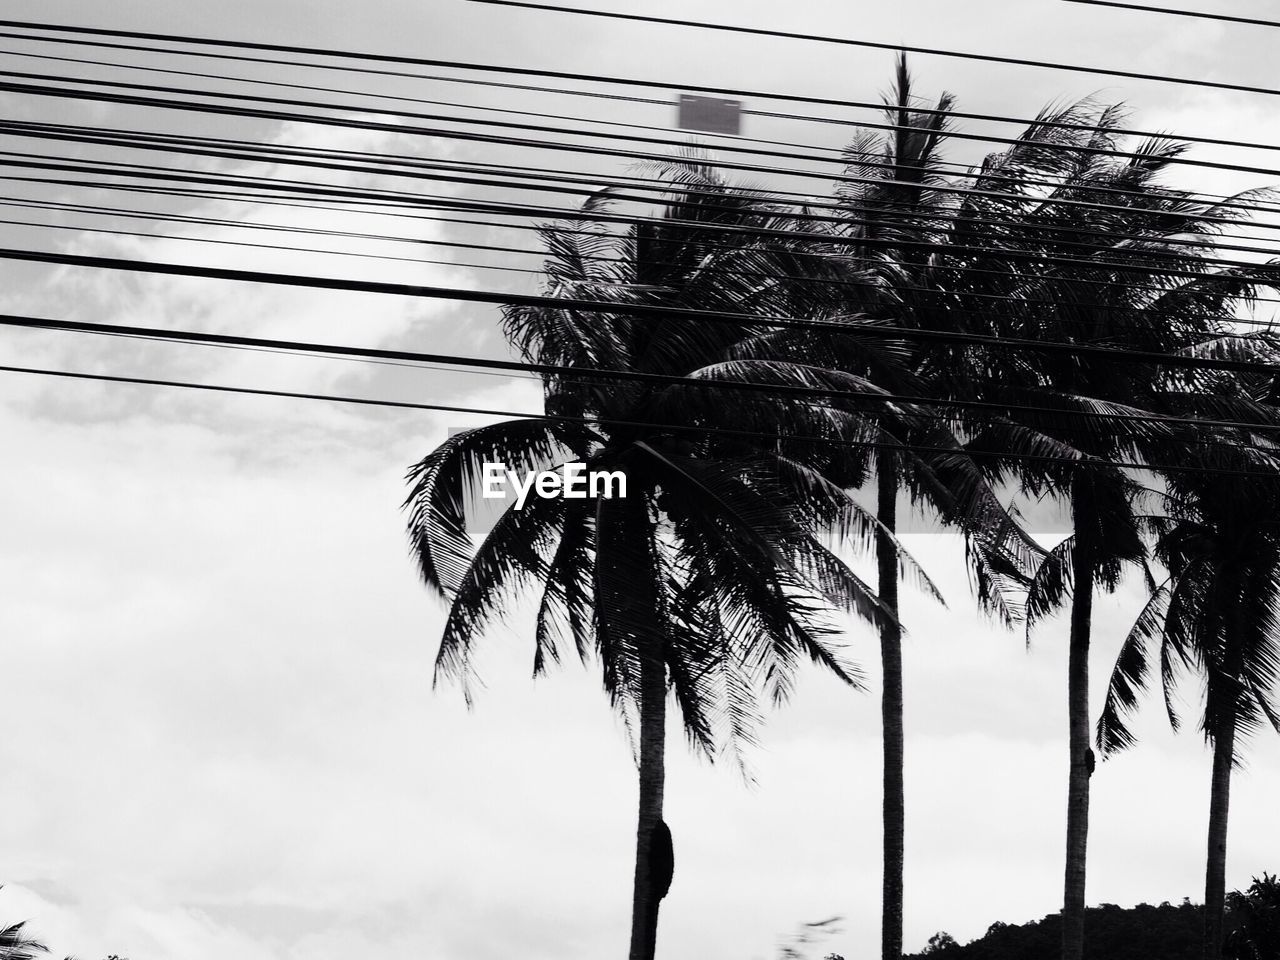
[1097,579,1172,755]
[404,419,594,598]
[434,489,570,704]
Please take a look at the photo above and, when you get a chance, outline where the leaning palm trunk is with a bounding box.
[629,635,668,960]
[1203,710,1236,960]
[1063,484,1095,960]
[877,454,905,960]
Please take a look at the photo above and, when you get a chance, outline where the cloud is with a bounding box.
[3,2,1280,959]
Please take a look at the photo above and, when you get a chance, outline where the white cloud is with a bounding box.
[2,1,1280,958]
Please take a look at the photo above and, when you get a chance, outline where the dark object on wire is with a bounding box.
[676,94,741,135]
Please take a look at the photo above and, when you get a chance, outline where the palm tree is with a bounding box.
[405,165,921,960]
[755,65,1271,960]
[809,80,1270,959]
[769,59,1047,959]
[761,58,1043,959]
[832,68,961,960]
[1096,446,1280,960]
[937,104,1278,960]
[720,58,1072,958]
[786,82,1276,960]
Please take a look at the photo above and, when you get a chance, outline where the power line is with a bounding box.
[1060,0,1280,29]
[463,0,1280,99]
[20,129,1280,285]
[7,38,1280,313]
[36,85,1280,228]
[8,105,1280,312]
[2,358,1278,481]
[11,161,1280,338]
[12,162,1275,317]
[6,115,1278,293]
[38,319,1280,466]
[9,16,1280,170]
[16,188,1280,329]
[0,20,1276,479]
[14,73,1280,273]
[17,63,1280,185]
[0,45,845,163]
[7,312,1280,436]
[12,149,1280,292]
[3,244,1279,375]
[15,116,1280,266]
[14,193,1280,324]
[17,41,1280,208]
[13,186,1280,331]
[0,197,505,253]
[0,215,550,277]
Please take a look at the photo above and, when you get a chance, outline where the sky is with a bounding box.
[2,1,1280,958]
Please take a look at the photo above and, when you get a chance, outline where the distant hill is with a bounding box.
[807,875,1276,960]
[903,901,1205,960]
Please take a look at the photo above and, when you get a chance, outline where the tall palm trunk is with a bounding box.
[629,635,667,960]
[1062,484,1095,960]
[1203,702,1237,960]
[877,454,904,960]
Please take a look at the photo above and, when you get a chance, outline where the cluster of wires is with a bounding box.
[1,6,1280,480]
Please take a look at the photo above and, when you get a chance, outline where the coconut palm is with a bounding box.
[719,64,1271,960]
[802,81,1270,959]
[786,81,1277,959]
[1095,444,1280,960]
[828,70,966,960]
[758,59,1047,959]
[928,102,1280,960]
[720,57,1070,958]
[405,166,929,960]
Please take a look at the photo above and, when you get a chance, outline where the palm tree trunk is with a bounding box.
[628,634,667,960]
[1203,706,1237,960]
[877,454,904,960]
[1062,487,1094,960]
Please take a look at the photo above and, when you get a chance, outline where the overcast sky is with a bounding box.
[2,1,1280,958]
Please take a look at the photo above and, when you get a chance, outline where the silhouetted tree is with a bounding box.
[1097,449,1280,960]
[922,931,961,955]
[407,167,903,960]
[1226,873,1280,960]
